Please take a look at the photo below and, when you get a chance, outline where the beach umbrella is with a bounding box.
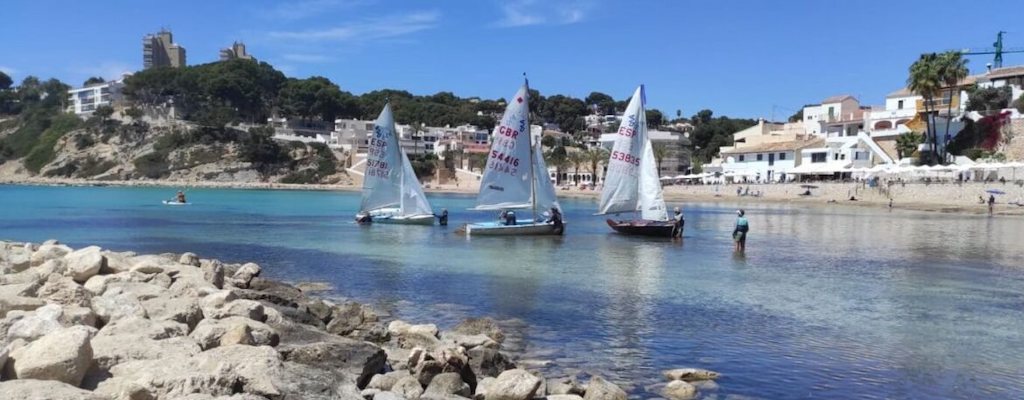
[987,189,1006,195]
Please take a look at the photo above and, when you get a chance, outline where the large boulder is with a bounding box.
[30,243,72,267]
[97,316,189,339]
[0,379,98,400]
[36,273,92,307]
[451,318,505,344]
[326,301,378,336]
[142,295,204,330]
[5,325,96,386]
[231,262,261,288]
[0,295,46,318]
[486,369,542,400]
[201,259,225,289]
[205,299,266,322]
[63,246,106,283]
[6,304,70,341]
[367,370,413,391]
[91,292,148,324]
[662,368,720,382]
[441,332,500,351]
[424,372,472,398]
[92,334,201,371]
[661,380,697,400]
[190,316,279,350]
[279,338,387,388]
[5,247,32,272]
[180,252,201,266]
[392,375,425,400]
[389,320,439,338]
[581,377,626,400]
[467,347,515,378]
[191,345,285,398]
[546,376,585,396]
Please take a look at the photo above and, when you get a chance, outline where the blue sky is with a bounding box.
[2,0,1022,119]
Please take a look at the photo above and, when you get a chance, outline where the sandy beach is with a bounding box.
[4,176,1024,216]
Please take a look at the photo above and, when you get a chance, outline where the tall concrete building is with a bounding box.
[219,41,255,62]
[143,29,186,69]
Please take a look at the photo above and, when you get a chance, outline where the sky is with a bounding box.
[2,0,1022,120]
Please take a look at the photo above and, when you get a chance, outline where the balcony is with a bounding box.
[916,94,960,113]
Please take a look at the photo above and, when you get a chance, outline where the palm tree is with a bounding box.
[896,132,924,160]
[544,147,568,185]
[567,151,586,185]
[908,53,941,164]
[586,147,610,185]
[651,143,672,175]
[937,51,968,162]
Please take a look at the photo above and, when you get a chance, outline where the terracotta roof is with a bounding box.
[720,138,825,155]
[985,66,1024,80]
[822,94,855,104]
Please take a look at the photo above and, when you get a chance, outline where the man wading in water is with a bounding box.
[733,209,749,253]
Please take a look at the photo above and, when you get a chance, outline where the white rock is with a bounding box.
[199,290,238,315]
[91,292,148,324]
[131,259,166,274]
[547,395,584,400]
[30,243,72,266]
[142,295,204,331]
[7,325,97,386]
[367,370,413,391]
[190,316,279,350]
[63,246,105,283]
[206,299,266,321]
[180,252,201,266]
[0,295,46,318]
[662,368,720,382]
[424,372,471,397]
[231,262,261,288]
[389,320,439,338]
[488,369,542,400]
[581,377,626,400]
[0,379,97,400]
[392,375,424,400]
[661,380,697,400]
[36,273,93,307]
[92,333,201,371]
[7,304,64,341]
[98,316,189,339]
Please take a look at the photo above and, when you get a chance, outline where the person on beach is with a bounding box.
[733,209,749,253]
[175,190,186,203]
[672,207,684,238]
[435,208,448,226]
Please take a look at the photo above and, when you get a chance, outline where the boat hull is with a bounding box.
[465,221,564,236]
[606,219,677,237]
[374,214,435,225]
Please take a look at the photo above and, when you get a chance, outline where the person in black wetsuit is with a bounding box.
[505,210,517,226]
[435,208,448,226]
[671,207,684,238]
[547,207,563,234]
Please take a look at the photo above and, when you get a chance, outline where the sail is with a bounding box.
[532,140,561,213]
[597,86,645,215]
[638,135,668,220]
[399,148,433,216]
[359,103,405,213]
[474,83,534,210]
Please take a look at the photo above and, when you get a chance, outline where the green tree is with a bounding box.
[908,53,941,164]
[652,142,672,174]
[567,150,585,184]
[646,109,665,128]
[544,145,569,184]
[123,107,144,121]
[936,51,968,162]
[585,147,609,184]
[585,92,615,115]
[896,132,924,160]
[692,109,713,125]
[1016,96,1024,113]
[0,71,12,90]
[83,77,105,86]
[93,105,114,121]
[965,86,1012,113]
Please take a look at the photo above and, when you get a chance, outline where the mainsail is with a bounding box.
[597,85,668,220]
[359,103,432,216]
[474,83,534,210]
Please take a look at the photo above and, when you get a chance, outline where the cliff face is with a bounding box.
[0,117,351,185]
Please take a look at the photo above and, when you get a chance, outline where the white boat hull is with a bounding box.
[162,201,189,206]
[374,214,435,225]
[464,221,564,236]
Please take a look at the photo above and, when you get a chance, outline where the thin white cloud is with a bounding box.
[262,0,374,21]
[281,53,332,63]
[495,0,594,27]
[267,10,439,42]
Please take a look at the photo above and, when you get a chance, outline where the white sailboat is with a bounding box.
[356,103,435,225]
[597,85,677,237]
[464,80,564,236]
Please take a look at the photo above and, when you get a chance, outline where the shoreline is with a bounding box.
[4,176,1024,216]
[0,240,720,399]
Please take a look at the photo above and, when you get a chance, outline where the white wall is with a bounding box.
[803,105,823,134]
[722,150,797,182]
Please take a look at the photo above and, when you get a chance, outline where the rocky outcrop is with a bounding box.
[5,325,96,386]
[0,379,98,400]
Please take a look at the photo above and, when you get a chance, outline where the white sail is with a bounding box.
[597,85,667,220]
[399,148,433,216]
[597,86,645,215]
[474,83,533,210]
[359,103,433,217]
[532,140,561,213]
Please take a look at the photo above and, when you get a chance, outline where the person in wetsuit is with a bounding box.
[547,207,563,235]
[435,208,449,226]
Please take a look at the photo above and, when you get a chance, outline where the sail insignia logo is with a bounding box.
[488,185,505,192]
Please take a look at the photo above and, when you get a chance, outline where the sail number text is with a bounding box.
[611,150,640,166]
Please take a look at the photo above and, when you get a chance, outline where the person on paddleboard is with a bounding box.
[175,191,186,203]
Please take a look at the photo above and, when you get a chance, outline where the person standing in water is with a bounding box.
[435,208,449,226]
[733,209,749,253]
[671,207,684,238]
[988,194,996,215]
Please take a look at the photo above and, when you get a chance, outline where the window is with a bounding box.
[811,153,826,163]
[756,154,763,161]
[779,153,786,160]
[897,100,904,110]
[738,155,745,162]
[828,107,835,117]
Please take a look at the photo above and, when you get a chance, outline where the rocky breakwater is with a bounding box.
[0,240,721,400]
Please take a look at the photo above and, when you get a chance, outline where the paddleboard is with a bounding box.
[162,200,190,206]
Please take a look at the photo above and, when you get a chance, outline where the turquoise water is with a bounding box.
[3,184,1024,399]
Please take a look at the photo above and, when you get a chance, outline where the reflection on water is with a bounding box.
[2,185,1024,399]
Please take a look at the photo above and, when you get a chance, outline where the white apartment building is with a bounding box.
[66,79,125,116]
[720,138,822,182]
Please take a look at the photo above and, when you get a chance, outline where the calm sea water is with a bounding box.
[2,184,1024,399]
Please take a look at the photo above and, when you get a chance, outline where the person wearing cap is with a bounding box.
[671,207,684,238]
[733,209,749,252]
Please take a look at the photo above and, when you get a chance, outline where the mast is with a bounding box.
[525,73,537,221]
